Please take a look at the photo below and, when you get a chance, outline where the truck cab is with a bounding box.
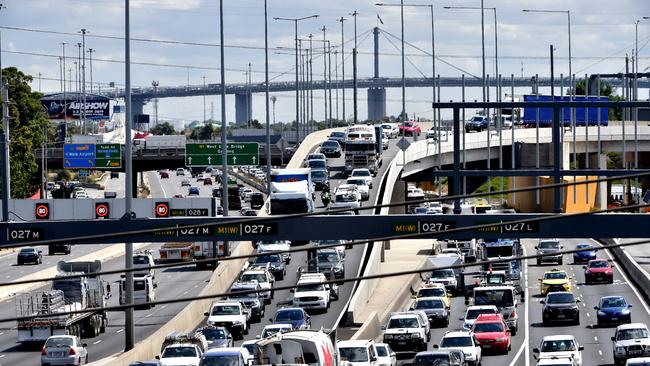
[205,302,250,340]
[119,273,156,309]
[133,250,156,278]
[468,285,520,335]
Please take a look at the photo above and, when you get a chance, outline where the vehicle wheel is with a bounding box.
[277,272,284,281]
[511,326,517,336]
[558,258,563,265]
[85,355,89,365]
[536,259,541,266]
[574,317,580,326]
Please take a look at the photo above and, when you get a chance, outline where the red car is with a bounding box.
[398,121,421,136]
[160,171,169,179]
[471,313,511,354]
[204,177,213,185]
[584,258,614,284]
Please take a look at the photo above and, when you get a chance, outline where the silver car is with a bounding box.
[41,335,88,366]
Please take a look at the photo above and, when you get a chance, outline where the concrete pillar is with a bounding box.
[367,87,386,121]
[235,93,252,126]
[131,97,145,123]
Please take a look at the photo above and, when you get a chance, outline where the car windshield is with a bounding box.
[297,283,325,292]
[539,241,559,249]
[419,288,446,297]
[45,337,74,347]
[415,299,444,309]
[200,355,239,366]
[339,347,368,363]
[375,345,388,357]
[347,179,366,186]
[576,244,593,251]
[133,256,149,265]
[540,339,576,352]
[309,161,327,169]
[352,170,371,177]
[547,293,575,304]
[241,273,268,283]
[601,297,627,308]
[331,132,345,138]
[201,328,226,340]
[20,248,36,253]
[589,261,609,268]
[162,346,198,358]
[544,272,567,280]
[255,255,282,264]
[617,328,650,340]
[473,322,504,333]
[474,290,515,307]
[431,269,454,278]
[388,317,419,328]
[466,308,496,320]
[335,192,357,202]
[471,117,484,122]
[229,288,257,300]
[317,252,339,263]
[312,170,327,178]
[212,305,240,315]
[414,355,450,366]
[403,122,414,127]
[52,279,83,301]
[275,310,304,321]
[441,336,472,347]
[322,141,338,147]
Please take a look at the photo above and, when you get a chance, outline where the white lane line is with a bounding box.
[145,314,152,318]
[0,332,3,335]
[116,329,124,334]
[0,354,5,358]
[508,243,529,366]
[183,290,189,295]
[598,350,603,356]
[594,239,650,316]
[93,340,102,345]
[594,336,598,342]
[586,312,590,317]
[161,305,167,309]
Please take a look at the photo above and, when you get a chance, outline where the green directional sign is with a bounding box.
[96,144,122,169]
[185,143,259,167]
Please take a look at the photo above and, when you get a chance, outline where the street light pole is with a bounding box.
[481,0,486,103]
[338,17,347,125]
[219,0,229,220]
[350,10,359,124]
[123,0,134,352]
[264,0,271,195]
[202,75,207,124]
[80,29,87,131]
[274,15,319,142]
[321,26,328,127]
[87,48,95,95]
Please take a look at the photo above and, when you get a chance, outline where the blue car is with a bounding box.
[595,296,632,326]
[271,307,311,330]
[573,243,597,263]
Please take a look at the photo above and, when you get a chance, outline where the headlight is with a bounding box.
[384,334,393,339]
[598,311,606,316]
[495,337,507,342]
[334,265,344,272]
[233,320,243,325]
[411,333,421,339]
[615,346,625,354]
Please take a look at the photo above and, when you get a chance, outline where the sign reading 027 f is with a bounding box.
[185,143,259,167]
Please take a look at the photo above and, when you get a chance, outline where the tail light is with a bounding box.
[68,347,76,356]
[41,348,47,356]
[195,245,201,252]
[181,250,189,258]
[510,310,516,318]
[159,252,167,259]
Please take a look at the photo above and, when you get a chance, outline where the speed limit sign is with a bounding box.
[35,203,50,220]
[155,202,170,218]
[95,202,110,219]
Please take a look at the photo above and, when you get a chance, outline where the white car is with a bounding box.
[435,330,482,366]
[350,168,374,186]
[375,343,397,366]
[330,185,362,211]
[536,356,578,366]
[460,305,499,331]
[345,177,370,201]
[257,324,293,339]
[338,339,379,366]
[426,128,438,140]
[159,342,203,366]
[612,323,650,365]
[204,302,248,339]
[256,241,291,264]
[407,187,425,200]
[626,358,650,366]
[41,335,88,366]
[534,335,583,366]
[292,275,331,310]
[74,191,88,199]
[239,266,275,303]
[315,239,347,258]
[381,123,400,138]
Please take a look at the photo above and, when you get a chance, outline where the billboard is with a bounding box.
[41,93,111,120]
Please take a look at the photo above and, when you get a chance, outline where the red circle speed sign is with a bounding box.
[95,202,110,219]
[35,203,50,219]
[155,202,170,218]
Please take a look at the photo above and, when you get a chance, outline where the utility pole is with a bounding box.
[321,26,328,127]
[80,29,87,132]
[327,41,333,127]
[334,49,339,123]
[202,75,207,123]
[219,0,229,232]
[62,42,67,122]
[339,17,347,125]
[0,4,11,224]
[307,33,313,132]
[87,48,95,94]
[264,0,271,194]
[350,10,358,124]
[38,72,42,92]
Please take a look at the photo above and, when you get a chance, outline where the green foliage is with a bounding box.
[569,78,621,121]
[149,122,177,135]
[56,170,71,181]
[473,177,511,199]
[189,124,215,140]
[0,67,49,198]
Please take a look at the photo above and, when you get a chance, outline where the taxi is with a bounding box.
[539,269,572,296]
[413,283,452,309]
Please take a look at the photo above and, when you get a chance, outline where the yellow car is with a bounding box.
[413,283,451,308]
[539,269,572,295]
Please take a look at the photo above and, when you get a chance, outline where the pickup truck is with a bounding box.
[205,302,250,340]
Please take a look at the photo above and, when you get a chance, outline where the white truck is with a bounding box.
[141,135,186,149]
[254,329,340,366]
[158,331,208,366]
[193,241,226,270]
[345,125,380,176]
[329,184,362,212]
[467,285,520,335]
[133,250,156,278]
[158,242,194,263]
[205,301,250,340]
[292,273,334,311]
[382,311,430,352]
[269,168,315,215]
[119,273,156,309]
[16,261,109,343]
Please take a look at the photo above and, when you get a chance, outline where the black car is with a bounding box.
[411,297,450,326]
[212,187,222,198]
[240,208,257,216]
[250,193,265,209]
[227,282,265,322]
[328,131,346,147]
[17,247,42,265]
[216,205,224,215]
[320,140,342,158]
[541,292,581,326]
[307,159,328,172]
[311,169,329,191]
[197,326,233,349]
[48,243,71,255]
[252,253,286,280]
[312,248,345,284]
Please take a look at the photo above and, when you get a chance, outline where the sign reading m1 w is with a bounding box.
[185,143,259,167]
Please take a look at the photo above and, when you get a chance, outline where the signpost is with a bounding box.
[185,143,259,167]
[96,144,122,169]
[63,144,96,169]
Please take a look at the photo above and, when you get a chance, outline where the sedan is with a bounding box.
[573,243,597,263]
[584,259,614,284]
[204,177,213,185]
[41,335,88,366]
[271,307,311,330]
[180,178,191,187]
[595,296,632,326]
[240,208,258,216]
[188,186,200,196]
[159,171,169,179]
[197,326,233,349]
[399,121,421,136]
[375,343,397,366]
[17,247,42,265]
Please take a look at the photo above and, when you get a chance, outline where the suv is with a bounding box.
[133,250,156,278]
[465,115,490,132]
[435,330,482,366]
[226,282,265,322]
[338,340,379,366]
[410,297,449,326]
[382,311,431,352]
[251,253,286,280]
[350,168,374,186]
[48,243,72,255]
[542,292,581,326]
[176,168,185,176]
[534,335,583,366]
[239,266,275,304]
[612,323,650,365]
[428,268,458,294]
[346,177,370,201]
[311,248,345,283]
[320,140,342,158]
[536,239,563,265]
[292,274,333,311]
[204,302,249,340]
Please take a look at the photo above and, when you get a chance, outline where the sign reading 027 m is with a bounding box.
[185,143,259,167]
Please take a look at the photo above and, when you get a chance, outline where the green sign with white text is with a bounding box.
[185,143,259,167]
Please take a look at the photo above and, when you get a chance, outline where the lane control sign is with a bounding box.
[35,203,50,220]
[95,202,110,219]
[155,202,170,218]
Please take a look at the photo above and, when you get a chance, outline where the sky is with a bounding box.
[2,0,650,127]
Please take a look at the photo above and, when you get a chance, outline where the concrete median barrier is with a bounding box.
[602,238,650,304]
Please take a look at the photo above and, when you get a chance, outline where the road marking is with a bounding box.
[161,305,167,309]
[594,336,598,341]
[145,314,152,318]
[116,329,124,334]
[93,340,102,345]
[0,354,5,358]
[183,290,189,295]
[586,312,590,317]
[595,239,650,316]
[508,243,529,366]
[598,350,603,356]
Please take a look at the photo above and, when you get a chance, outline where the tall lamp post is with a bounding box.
[274,15,319,142]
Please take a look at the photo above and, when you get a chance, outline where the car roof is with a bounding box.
[338,340,374,347]
[443,331,472,338]
[421,283,446,289]
[541,335,576,341]
[203,347,249,357]
[276,307,305,313]
[264,324,293,329]
[416,296,446,302]
[467,305,498,311]
[474,314,504,323]
[617,323,649,330]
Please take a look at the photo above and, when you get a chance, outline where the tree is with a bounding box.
[189,124,215,140]
[569,78,622,121]
[149,122,177,135]
[0,67,49,198]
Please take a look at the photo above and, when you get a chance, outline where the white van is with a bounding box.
[119,273,156,309]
